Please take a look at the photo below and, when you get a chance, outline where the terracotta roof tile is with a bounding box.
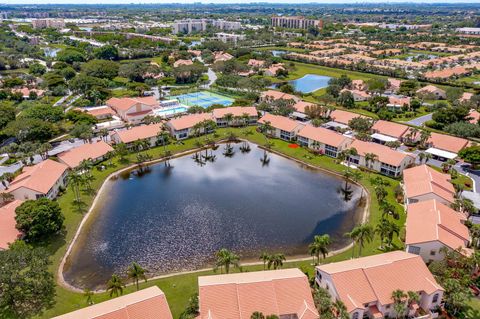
[168,113,213,131]
[403,165,455,203]
[406,199,469,252]
[427,132,468,153]
[52,286,173,319]
[7,159,68,195]
[113,123,163,144]
[58,141,114,168]
[297,125,352,148]
[330,110,366,125]
[317,251,443,312]
[212,107,257,119]
[0,200,22,249]
[258,113,304,132]
[371,120,409,139]
[350,139,413,167]
[198,269,318,319]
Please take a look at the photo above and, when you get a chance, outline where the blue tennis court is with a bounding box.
[171,91,234,108]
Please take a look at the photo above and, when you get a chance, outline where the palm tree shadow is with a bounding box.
[72,200,88,214]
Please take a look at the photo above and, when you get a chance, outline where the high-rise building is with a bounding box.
[172,19,241,34]
[31,18,66,29]
[271,16,322,29]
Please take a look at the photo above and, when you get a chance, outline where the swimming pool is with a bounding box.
[170,91,234,108]
[154,106,188,118]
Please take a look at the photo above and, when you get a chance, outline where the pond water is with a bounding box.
[64,143,362,289]
[271,50,287,57]
[43,47,60,58]
[405,53,438,62]
[271,74,332,94]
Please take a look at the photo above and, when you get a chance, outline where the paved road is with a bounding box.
[204,68,217,89]
[405,113,433,127]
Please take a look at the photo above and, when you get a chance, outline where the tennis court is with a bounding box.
[170,91,234,108]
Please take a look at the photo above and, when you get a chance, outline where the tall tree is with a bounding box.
[106,274,125,298]
[214,248,240,274]
[308,234,331,264]
[127,262,147,291]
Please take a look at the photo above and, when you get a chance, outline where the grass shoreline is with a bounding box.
[38,127,403,319]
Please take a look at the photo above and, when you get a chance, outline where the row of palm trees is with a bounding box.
[84,261,148,305]
[259,252,287,270]
[68,159,96,204]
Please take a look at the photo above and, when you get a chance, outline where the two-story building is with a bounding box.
[316,251,444,319]
[106,96,158,123]
[347,140,415,177]
[57,141,114,169]
[403,165,456,205]
[111,123,164,148]
[211,106,258,127]
[297,125,353,158]
[370,120,410,144]
[406,199,471,263]
[4,159,69,200]
[258,113,304,141]
[166,113,214,140]
[198,269,319,319]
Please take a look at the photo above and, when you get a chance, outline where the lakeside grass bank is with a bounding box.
[39,127,404,318]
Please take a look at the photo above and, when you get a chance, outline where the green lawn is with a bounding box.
[37,128,404,319]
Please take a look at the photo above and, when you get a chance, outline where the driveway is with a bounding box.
[405,113,432,127]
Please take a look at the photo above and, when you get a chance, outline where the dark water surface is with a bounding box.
[64,143,362,289]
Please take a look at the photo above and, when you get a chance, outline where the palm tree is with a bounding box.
[127,262,147,291]
[418,152,426,165]
[224,113,234,127]
[259,251,270,270]
[83,288,94,305]
[214,248,240,274]
[115,143,129,162]
[106,274,125,298]
[346,224,374,257]
[407,291,420,309]
[364,152,378,172]
[251,312,265,319]
[380,201,400,220]
[332,299,349,319]
[259,121,273,144]
[67,172,83,203]
[375,186,388,202]
[391,289,407,319]
[308,234,331,264]
[419,130,431,148]
[267,253,286,270]
[375,218,400,250]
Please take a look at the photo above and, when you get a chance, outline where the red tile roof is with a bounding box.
[258,113,304,132]
[427,132,469,153]
[212,107,257,119]
[403,165,455,203]
[0,200,22,249]
[113,123,163,144]
[350,139,413,167]
[317,251,443,312]
[330,110,366,125]
[52,286,173,319]
[7,159,68,195]
[168,113,213,131]
[371,120,409,139]
[58,141,114,168]
[298,125,352,148]
[106,96,158,112]
[198,269,319,319]
[406,199,470,252]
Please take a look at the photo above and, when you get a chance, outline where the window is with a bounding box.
[386,304,390,310]
[352,312,359,319]
[430,250,436,256]
[432,293,439,303]
[408,246,421,255]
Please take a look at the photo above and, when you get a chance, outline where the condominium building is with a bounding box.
[172,19,241,34]
[31,18,66,29]
[172,19,208,34]
[456,27,480,35]
[215,32,246,44]
[212,19,241,31]
[271,16,322,29]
